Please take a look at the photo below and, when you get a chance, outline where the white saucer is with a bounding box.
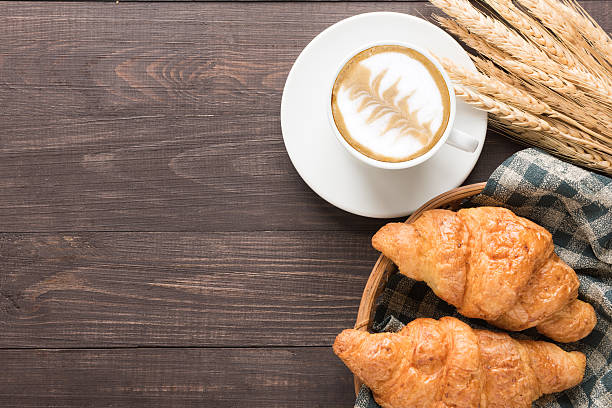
[281,12,487,218]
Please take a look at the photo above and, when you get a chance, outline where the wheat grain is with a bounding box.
[517,0,580,47]
[484,0,610,84]
[491,119,611,164]
[453,85,612,155]
[432,0,612,99]
[438,56,552,114]
[438,15,594,103]
[431,0,553,69]
[483,0,575,68]
[491,120,612,173]
[497,58,578,97]
[516,0,612,86]
[435,17,508,61]
[561,0,612,66]
[472,57,525,90]
[444,57,611,143]
[430,0,612,173]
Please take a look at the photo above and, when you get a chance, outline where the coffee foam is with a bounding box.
[331,46,451,162]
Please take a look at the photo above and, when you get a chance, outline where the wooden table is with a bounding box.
[0,1,607,406]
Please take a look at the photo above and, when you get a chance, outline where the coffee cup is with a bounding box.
[327,41,479,170]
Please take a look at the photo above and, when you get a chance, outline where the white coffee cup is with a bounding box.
[327,41,479,170]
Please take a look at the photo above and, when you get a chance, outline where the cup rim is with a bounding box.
[327,40,457,170]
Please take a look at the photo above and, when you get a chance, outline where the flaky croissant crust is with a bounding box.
[334,317,586,408]
[372,207,596,342]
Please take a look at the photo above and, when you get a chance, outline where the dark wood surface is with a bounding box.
[0,231,376,348]
[0,1,608,407]
[1,347,354,407]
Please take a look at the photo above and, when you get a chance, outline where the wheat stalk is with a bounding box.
[430,0,612,173]
[431,0,612,101]
[441,15,612,134]
[482,0,574,68]
[518,0,611,75]
[490,120,612,173]
[472,57,525,90]
[482,0,610,85]
[442,57,612,144]
[437,16,581,98]
[436,17,507,60]
[516,0,612,84]
[437,56,551,114]
[562,0,612,65]
[446,16,612,131]
[453,85,612,156]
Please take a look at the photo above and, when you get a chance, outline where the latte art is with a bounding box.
[331,45,451,162]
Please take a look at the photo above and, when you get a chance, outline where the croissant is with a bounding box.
[372,207,596,342]
[334,317,586,408]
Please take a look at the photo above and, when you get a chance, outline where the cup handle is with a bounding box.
[445,128,479,153]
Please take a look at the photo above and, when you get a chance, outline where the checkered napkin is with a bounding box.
[354,149,612,408]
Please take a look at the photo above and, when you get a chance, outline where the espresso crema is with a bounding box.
[331,45,451,162]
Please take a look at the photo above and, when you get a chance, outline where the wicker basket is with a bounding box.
[352,182,486,395]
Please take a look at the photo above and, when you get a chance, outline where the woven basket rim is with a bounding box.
[352,182,486,396]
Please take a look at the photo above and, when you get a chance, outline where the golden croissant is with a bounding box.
[373,207,596,342]
[334,317,586,408]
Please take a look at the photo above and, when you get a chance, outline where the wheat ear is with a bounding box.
[437,16,582,97]
[482,0,576,68]
[537,0,612,84]
[438,16,602,113]
[497,59,579,97]
[436,17,562,93]
[490,121,612,173]
[516,0,612,86]
[435,17,508,60]
[437,56,551,114]
[431,0,612,100]
[561,0,612,66]
[431,0,552,69]
[439,11,612,138]
[442,57,610,143]
[483,0,609,84]
[453,84,612,155]
[472,57,526,90]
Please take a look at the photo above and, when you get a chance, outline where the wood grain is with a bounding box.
[0,230,378,347]
[0,347,354,407]
[0,1,609,406]
[0,1,571,232]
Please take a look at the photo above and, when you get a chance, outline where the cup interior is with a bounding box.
[328,41,457,170]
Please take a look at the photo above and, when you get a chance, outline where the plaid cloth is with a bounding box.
[355,149,612,408]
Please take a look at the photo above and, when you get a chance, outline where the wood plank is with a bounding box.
[0,347,354,407]
[4,1,586,232]
[0,230,379,347]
